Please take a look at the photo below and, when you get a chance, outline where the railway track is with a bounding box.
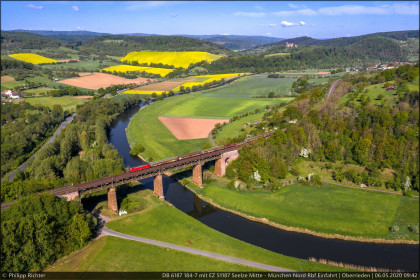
[1,131,274,211]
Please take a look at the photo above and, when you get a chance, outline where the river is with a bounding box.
[108,102,419,272]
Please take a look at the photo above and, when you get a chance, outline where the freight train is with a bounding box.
[128,131,273,172]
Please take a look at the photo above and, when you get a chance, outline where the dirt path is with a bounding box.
[326,79,341,99]
[101,226,293,272]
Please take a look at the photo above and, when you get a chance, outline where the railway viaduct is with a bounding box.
[1,132,273,213]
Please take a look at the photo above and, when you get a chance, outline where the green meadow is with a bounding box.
[25,96,90,112]
[46,236,255,271]
[187,183,419,241]
[163,96,291,118]
[102,189,343,272]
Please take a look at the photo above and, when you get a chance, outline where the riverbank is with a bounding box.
[179,179,418,245]
[80,185,344,272]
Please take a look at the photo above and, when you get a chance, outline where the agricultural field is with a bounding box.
[213,111,267,145]
[125,73,245,94]
[121,51,222,68]
[101,65,174,77]
[1,76,15,83]
[1,80,22,92]
[25,96,90,112]
[58,72,152,90]
[127,74,297,159]
[127,92,210,161]
[22,87,55,96]
[158,117,229,140]
[9,53,60,64]
[162,96,291,118]
[188,183,419,241]
[199,75,297,98]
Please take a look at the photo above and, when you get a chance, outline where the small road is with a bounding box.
[326,79,341,99]
[102,226,293,272]
[208,131,216,147]
[1,113,76,182]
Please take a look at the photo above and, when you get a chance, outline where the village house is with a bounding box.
[2,89,21,99]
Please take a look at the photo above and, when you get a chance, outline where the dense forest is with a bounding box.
[1,193,95,272]
[1,96,141,203]
[224,64,419,192]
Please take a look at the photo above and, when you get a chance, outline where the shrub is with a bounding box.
[408,225,419,233]
[181,178,189,186]
[130,144,145,155]
[390,225,400,232]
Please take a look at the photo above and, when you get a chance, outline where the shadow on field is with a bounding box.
[82,183,148,212]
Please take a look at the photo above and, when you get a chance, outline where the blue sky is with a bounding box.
[1,1,419,38]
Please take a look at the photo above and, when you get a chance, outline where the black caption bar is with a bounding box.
[1,272,419,280]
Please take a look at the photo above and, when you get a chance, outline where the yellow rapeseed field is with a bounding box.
[121,51,222,69]
[9,53,60,64]
[101,65,174,77]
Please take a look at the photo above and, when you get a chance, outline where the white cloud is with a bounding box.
[25,4,43,10]
[265,33,272,36]
[318,5,390,15]
[274,3,419,17]
[281,21,297,27]
[170,13,178,17]
[125,1,182,10]
[392,3,419,15]
[234,11,266,17]
[254,5,264,11]
[72,6,79,11]
[297,9,317,16]
[272,11,295,17]
[280,21,306,28]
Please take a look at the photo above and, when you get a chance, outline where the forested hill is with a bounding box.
[1,31,232,56]
[263,30,418,48]
[10,30,109,42]
[205,39,417,73]
[183,35,285,50]
[79,35,232,56]
[1,31,66,51]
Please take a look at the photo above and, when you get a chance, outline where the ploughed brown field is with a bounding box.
[158,116,229,140]
[1,76,15,83]
[59,72,154,90]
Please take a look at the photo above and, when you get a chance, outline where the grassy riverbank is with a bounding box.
[46,236,257,271]
[80,185,345,272]
[185,182,419,242]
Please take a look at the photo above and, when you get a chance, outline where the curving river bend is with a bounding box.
[109,103,419,272]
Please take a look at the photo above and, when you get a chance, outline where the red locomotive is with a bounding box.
[129,164,151,172]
